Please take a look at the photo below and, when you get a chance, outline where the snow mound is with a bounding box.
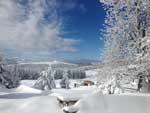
[75,92,150,113]
[16,85,42,94]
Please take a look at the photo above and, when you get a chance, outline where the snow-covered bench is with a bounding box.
[52,87,97,108]
[57,95,80,107]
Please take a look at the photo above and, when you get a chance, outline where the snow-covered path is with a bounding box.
[0,95,63,113]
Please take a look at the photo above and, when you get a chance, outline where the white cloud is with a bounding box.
[0,0,78,58]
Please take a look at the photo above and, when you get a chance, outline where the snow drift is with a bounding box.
[15,85,42,94]
[76,92,150,113]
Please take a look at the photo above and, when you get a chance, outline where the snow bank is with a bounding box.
[0,96,63,113]
[76,92,150,113]
[15,85,42,94]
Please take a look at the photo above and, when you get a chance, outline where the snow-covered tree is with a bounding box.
[34,66,56,90]
[100,0,150,63]
[0,64,20,88]
[60,70,70,89]
[99,0,150,93]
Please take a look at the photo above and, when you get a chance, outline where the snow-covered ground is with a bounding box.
[0,78,150,113]
[0,82,62,113]
[0,64,150,113]
[0,80,97,113]
[0,95,63,113]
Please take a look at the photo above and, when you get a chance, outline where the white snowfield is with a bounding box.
[0,84,150,113]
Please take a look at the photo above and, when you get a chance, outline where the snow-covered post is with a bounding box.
[47,67,56,89]
[60,70,70,89]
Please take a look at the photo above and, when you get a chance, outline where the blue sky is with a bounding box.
[0,0,105,60]
[59,0,106,60]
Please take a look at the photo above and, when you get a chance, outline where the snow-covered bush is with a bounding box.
[60,71,70,89]
[97,65,138,94]
[33,67,56,90]
[98,74,125,94]
[0,64,20,88]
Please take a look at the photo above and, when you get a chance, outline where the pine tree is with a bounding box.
[34,66,56,90]
[60,70,70,89]
[0,64,20,88]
